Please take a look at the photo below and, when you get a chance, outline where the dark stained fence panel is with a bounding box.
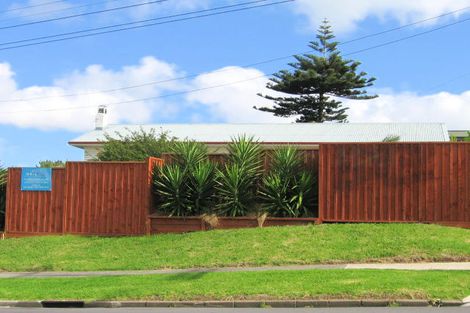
[319,143,470,225]
[5,158,163,237]
[5,168,65,236]
[63,158,162,235]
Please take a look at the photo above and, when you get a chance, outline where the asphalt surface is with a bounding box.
[1,262,469,278]
[0,308,469,312]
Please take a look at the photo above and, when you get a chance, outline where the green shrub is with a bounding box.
[215,136,262,216]
[187,161,217,214]
[154,164,189,217]
[97,128,175,161]
[259,146,316,217]
[227,135,263,174]
[154,141,216,216]
[216,163,256,217]
[37,160,65,168]
[170,141,208,171]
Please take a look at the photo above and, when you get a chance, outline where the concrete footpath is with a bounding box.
[0,262,469,278]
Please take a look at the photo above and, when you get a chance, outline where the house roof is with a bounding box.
[69,123,450,147]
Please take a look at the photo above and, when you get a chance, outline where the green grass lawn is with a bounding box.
[0,224,469,272]
[0,270,468,301]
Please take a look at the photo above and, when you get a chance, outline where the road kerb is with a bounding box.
[0,299,467,308]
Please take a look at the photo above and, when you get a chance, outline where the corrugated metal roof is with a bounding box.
[69,123,450,146]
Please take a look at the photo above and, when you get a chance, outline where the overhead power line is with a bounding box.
[343,16,470,56]
[0,3,469,115]
[0,0,66,15]
[0,74,269,114]
[0,0,169,31]
[0,0,125,24]
[0,4,468,104]
[0,0,287,49]
[340,5,470,45]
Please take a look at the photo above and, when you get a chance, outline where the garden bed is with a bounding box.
[149,215,318,234]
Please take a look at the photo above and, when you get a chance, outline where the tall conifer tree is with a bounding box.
[255,20,377,122]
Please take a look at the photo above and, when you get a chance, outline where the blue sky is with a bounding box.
[0,0,469,166]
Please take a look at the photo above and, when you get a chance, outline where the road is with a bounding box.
[0,308,469,312]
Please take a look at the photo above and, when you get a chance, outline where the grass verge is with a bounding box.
[0,224,469,272]
[0,270,468,301]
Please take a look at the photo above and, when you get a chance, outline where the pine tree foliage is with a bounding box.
[256,19,377,123]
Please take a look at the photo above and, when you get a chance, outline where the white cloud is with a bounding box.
[293,0,470,33]
[186,66,291,123]
[0,56,186,131]
[186,67,470,129]
[346,90,470,129]
[0,59,468,131]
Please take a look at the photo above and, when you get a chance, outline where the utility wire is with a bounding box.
[342,16,470,56]
[340,6,470,45]
[0,74,269,114]
[0,2,469,115]
[0,0,125,24]
[0,4,467,104]
[0,0,169,31]
[0,0,66,14]
[0,0,279,48]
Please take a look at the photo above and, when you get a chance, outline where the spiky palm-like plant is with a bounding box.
[259,173,293,217]
[153,141,216,216]
[216,163,255,217]
[188,161,216,215]
[216,136,263,216]
[153,164,190,217]
[269,145,302,178]
[170,141,208,171]
[227,135,263,175]
[260,146,316,217]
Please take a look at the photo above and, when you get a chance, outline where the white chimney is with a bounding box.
[95,105,108,130]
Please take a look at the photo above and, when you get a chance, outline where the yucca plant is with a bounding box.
[259,173,293,217]
[227,135,263,175]
[170,141,208,171]
[259,146,316,217]
[153,164,190,216]
[269,146,302,178]
[292,172,315,217]
[187,161,216,214]
[216,163,256,217]
[153,141,217,216]
[216,136,263,216]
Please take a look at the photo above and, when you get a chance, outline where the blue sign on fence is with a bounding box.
[21,168,52,191]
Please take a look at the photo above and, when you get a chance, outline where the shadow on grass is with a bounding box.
[162,272,208,281]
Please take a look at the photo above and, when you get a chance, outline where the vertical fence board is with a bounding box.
[6,158,163,237]
[5,168,65,235]
[319,143,470,225]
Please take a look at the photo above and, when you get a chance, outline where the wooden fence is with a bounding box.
[6,168,66,235]
[319,143,470,227]
[5,143,470,237]
[5,158,162,237]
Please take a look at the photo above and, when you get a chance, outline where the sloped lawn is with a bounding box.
[0,223,469,272]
